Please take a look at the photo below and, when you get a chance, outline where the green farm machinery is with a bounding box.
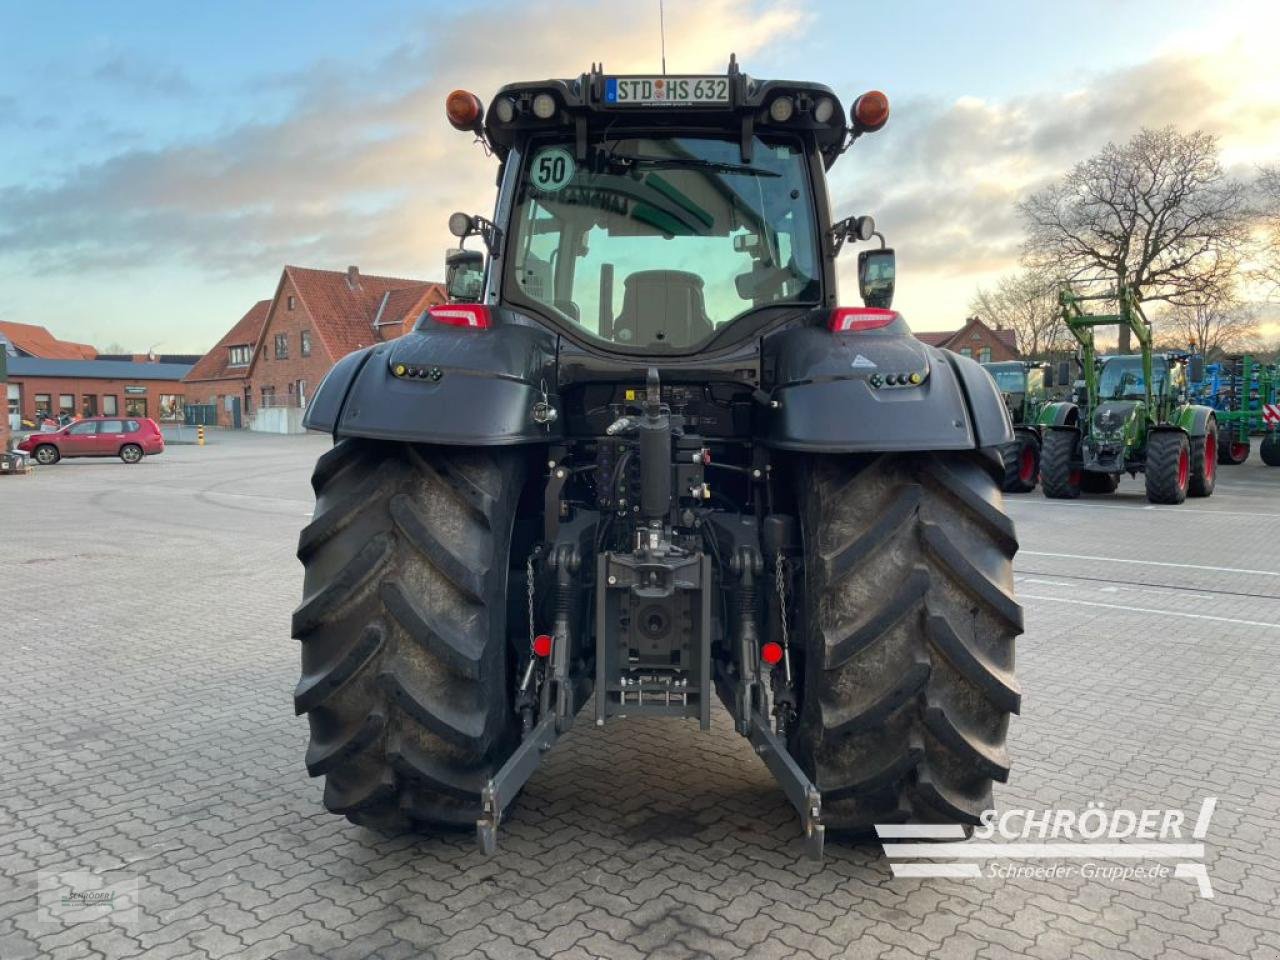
[1037,284,1217,504]
[982,360,1054,492]
[1200,356,1280,467]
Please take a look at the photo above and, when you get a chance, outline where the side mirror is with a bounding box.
[445,248,484,302]
[1189,355,1205,383]
[857,248,895,309]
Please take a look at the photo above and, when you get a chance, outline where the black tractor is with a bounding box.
[292,58,1022,858]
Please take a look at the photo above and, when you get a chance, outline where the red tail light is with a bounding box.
[761,642,784,665]
[532,634,553,658]
[428,304,492,329]
[830,307,898,333]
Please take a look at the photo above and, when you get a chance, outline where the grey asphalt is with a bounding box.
[1,432,1277,960]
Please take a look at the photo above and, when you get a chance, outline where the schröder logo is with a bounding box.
[876,798,1217,898]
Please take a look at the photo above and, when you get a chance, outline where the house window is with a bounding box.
[287,295,296,311]
[82,395,98,417]
[102,395,119,416]
[158,395,185,421]
[59,394,75,415]
[34,394,52,419]
[275,333,288,359]
[979,347,992,363]
[261,386,276,406]
[300,329,311,357]
[125,397,148,418]
[959,347,973,358]
[228,345,251,366]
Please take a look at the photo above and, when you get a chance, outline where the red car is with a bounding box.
[18,417,165,465]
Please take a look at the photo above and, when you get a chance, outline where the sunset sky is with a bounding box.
[1,0,1277,351]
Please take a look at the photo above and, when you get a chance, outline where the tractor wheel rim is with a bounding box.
[1232,442,1248,461]
[1204,432,1216,483]
[1068,468,1081,488]
[1178,446,1189,489]
[1019,446,1036,483]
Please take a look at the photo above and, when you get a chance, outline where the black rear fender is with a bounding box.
[760,325,1014,452]
[303,319,560,445]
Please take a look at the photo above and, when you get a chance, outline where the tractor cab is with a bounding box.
[441,58,898,356]
[1098,355,1168,402]
[984,360,1047,427]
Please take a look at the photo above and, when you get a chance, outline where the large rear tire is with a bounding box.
[1189,421,1216,497]
[1145,431,1190,505]
[292,438,525,831]
[1040,428,1081,499]
[791,451,1022,831]
[1260,433,1280,467]
[998,431,1040,493]
[1217,427,1249,465]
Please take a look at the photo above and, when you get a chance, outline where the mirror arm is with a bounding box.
[472,216,504,256]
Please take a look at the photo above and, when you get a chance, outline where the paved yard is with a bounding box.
[1,432,1278,959]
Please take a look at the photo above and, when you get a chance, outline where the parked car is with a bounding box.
[17,417,164,464]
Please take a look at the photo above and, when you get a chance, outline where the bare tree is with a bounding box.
[968,268,1068,358]
[1019,127,1250,351]
[1160,293,1259,359]
[1256,165,1280,293]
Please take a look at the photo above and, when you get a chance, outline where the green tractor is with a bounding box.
[1038,285,1216,504]
[982,360,1053,492]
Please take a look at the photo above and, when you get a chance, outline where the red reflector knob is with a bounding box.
[533,634,553,658]
[761,642,784,665]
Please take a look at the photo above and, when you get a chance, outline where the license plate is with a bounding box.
[604,76,730,107]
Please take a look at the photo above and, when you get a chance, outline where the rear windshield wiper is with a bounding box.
[613,155,780,177]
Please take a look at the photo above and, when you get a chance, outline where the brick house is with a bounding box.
[182,300,270,428]
[244,265,445,430]
[914,316,1020,362]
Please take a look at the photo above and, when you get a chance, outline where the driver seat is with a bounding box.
[613,271,713,347]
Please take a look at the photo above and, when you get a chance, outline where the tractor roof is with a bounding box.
[483,58,851,169]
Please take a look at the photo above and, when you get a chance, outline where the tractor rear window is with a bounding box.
[505,134,820,349]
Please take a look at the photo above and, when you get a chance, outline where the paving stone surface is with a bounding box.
[1,432,1277,959]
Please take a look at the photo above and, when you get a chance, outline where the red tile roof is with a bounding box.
[914,318,1020,354]
[183,300,271,383]
[376,284,447,338]
[0,321,98,360]
[280,266,442,359]
[913,331,953,347]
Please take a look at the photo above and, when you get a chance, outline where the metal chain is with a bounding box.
[526,551,536,648]
[775,551,789,649]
